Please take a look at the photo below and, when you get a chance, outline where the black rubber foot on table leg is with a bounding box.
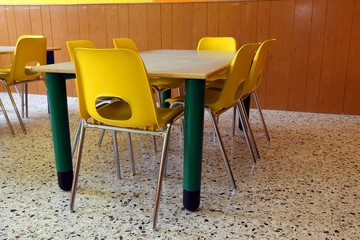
[183,189,200,211]
[57,171,74,191]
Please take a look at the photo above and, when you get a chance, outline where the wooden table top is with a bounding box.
[32,49,236,80]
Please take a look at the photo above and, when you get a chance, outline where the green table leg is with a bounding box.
[46,51,55,114]
[161,89,171,108]
[46,51,55,64]
[183,79,205,211]
[46,73,74,191]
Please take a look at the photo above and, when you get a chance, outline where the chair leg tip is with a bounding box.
[152,223,157,230]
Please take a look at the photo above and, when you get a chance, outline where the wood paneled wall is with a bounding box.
[0,0,359,114]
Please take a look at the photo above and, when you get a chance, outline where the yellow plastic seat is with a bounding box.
[240,39,276,144]
[196,37,240,135]
[0,35,47,133]
[66,40,96,61]
[197,37,237,84]
[0,97,15,135]
[66,40,98,155]
[70,48,184,229]
[197,37,237,51]
[167,43,260,187]
[112,38,160,152]
[113,37,139,52]
[113,38,184,105]
[66,39,139,175]
[66,40,113,112]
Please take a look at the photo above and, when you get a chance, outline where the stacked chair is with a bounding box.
[240,39,276,144]
[195,38,277,164]
[231,39,277,161]
[167,42,261,188]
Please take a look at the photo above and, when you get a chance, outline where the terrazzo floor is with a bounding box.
[0,93,359,239]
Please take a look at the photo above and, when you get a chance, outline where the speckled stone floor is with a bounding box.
[0,93,359,239]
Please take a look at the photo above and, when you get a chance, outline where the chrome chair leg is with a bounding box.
[0,98,15,135]
[152,124,171,230]
[207,109,236,190]
[71,118,82,158]
[239,100,260,160]
[16,83,28,118]
[180,117,184,134]
[112,131,121,180]
[95,127,151,177]
[253,91,270,143]
[20,84,25,118]
[152,136,157,153]
[177,85,183,96]
[236,103,257,164]
[3,83,26,133]
[97,129,106,146]
[70,121,86,212]
[14,85,21,98]
[25,83,29,118]
[231,105,236,137]
[126,132,136,176]
[155,88,162,108]
[169,101,185,135]
[14,85,23,118]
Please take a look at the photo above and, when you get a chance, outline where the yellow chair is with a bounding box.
[0,97,15,135]
[240,39,276,144]
[197,37,240,135]
[197,36,237,84]
[197,36,237,51]
[0,35,47,133]
[66,39,138,175]
[66,40,97,155]
[70,48,184,229]
[109,38,159,153]
[113,38,184,106]
[113,37,139,52]
[168,43,260,187]
[66,40,96,61]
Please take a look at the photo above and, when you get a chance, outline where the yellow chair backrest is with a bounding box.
[113,38,139,52]
[197,37,237,51]
[66,40,96,62]
[242,39,276,96]
[74,48,160,129]
[208,43,260,112]
[10,35,47,82]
